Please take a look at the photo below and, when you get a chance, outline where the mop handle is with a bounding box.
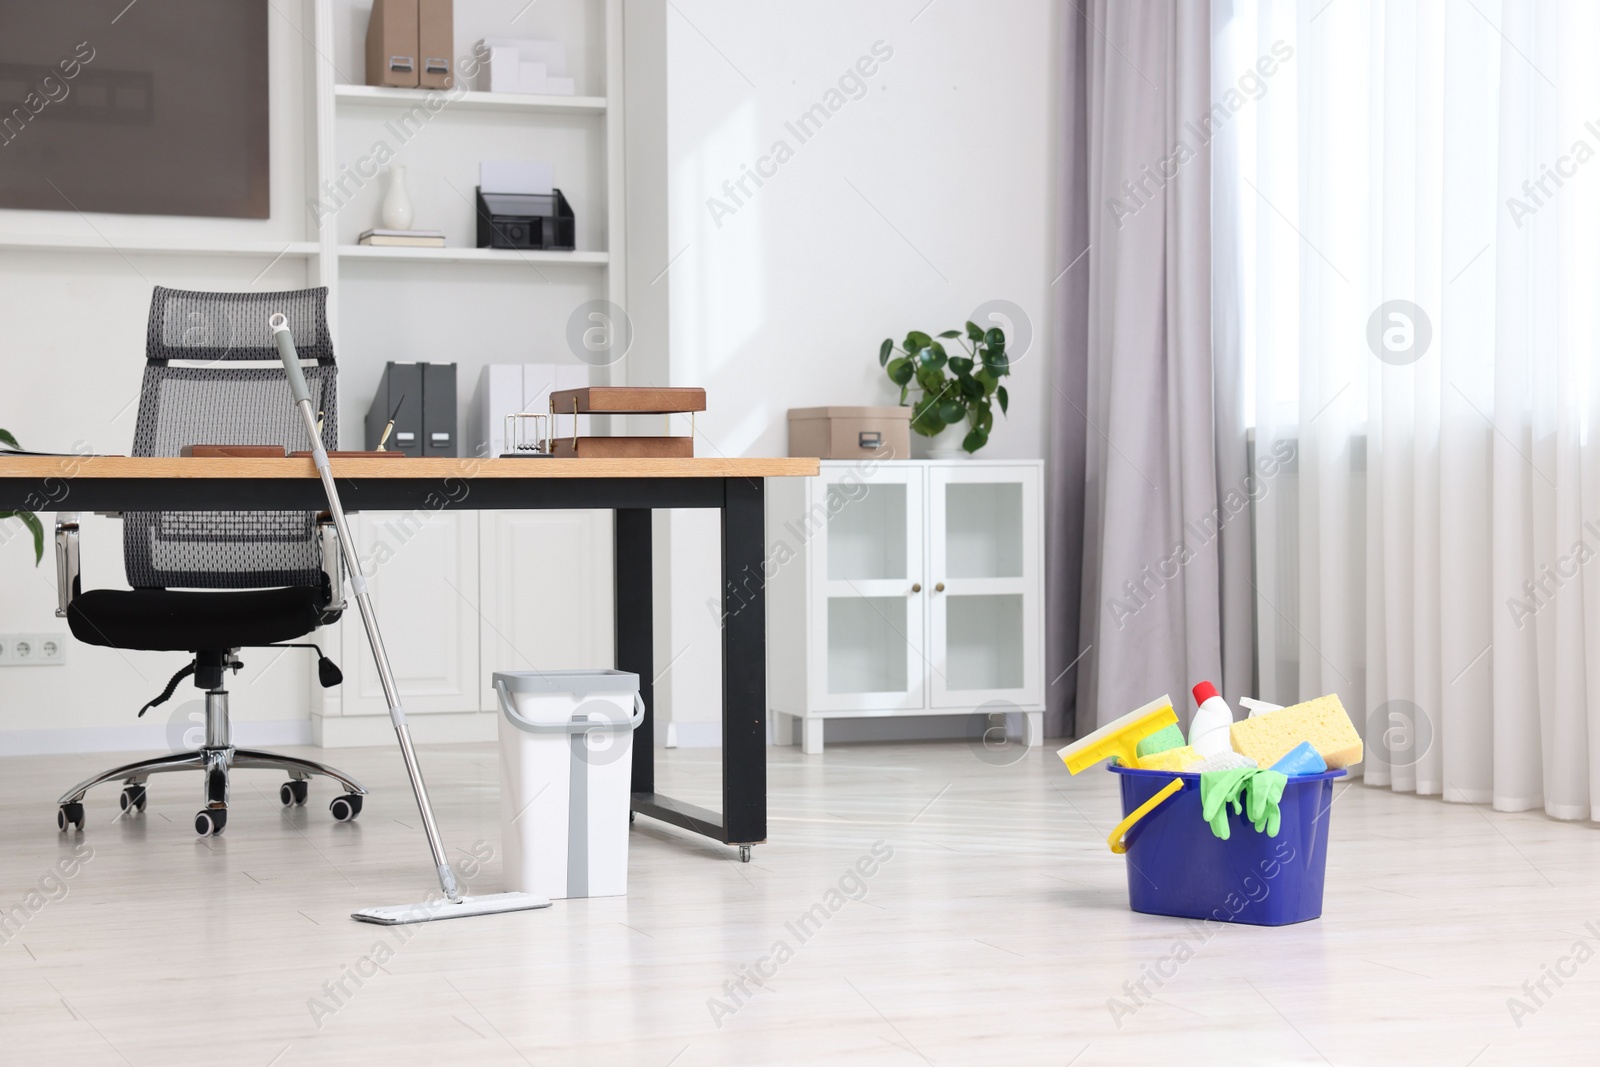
[270,313,461,902]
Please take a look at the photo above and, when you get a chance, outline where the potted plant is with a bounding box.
[879,322,1010,455]
[0,429,42,564]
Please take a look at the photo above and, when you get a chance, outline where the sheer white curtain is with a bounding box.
[1218,0,1600,817]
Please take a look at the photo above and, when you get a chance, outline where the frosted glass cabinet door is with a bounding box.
[806,463,927,711]
[927,465,1042,710]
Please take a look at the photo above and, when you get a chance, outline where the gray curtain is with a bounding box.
[1047,0,1251,736]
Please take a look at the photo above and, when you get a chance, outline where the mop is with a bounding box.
[271,313,551,925]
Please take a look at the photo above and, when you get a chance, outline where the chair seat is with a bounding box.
[67,587,326,652]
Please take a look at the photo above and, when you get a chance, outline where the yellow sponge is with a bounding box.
[1136,746,1201,772]
[1229,693,1363,769]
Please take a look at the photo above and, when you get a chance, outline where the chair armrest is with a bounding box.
[317,512,346,618]
[54,514,80,618]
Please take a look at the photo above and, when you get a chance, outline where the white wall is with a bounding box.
[647,0,1062,742]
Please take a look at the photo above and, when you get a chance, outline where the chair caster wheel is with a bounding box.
[279,780,310,807]
[57,803,85,833]
[120,785,147,813]
[739,845,751,863]
[330,794,363,822]
[195,808,227,837]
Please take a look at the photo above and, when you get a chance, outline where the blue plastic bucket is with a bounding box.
[1107,765,1345,926]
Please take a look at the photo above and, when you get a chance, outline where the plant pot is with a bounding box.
[916,432,970,459]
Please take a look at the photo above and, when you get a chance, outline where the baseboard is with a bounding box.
[0,719,313,758]
[312,710,498,748]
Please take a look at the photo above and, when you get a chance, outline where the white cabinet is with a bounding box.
[477,509,614,712]
[322,511,482,720]
[768,460,1045,754]
[313,509,614,745]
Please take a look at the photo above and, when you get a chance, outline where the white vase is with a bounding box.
[381,165,414,230]
[918,432,969,459]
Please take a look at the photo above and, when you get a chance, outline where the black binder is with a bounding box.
[422,363,457,456]
[365,362,423,456]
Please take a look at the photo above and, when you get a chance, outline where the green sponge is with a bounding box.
[1135,723,1186,758]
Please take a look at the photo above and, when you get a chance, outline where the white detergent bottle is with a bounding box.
[1188,680,1234,757]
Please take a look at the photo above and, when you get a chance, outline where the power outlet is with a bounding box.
[0,634,67,666]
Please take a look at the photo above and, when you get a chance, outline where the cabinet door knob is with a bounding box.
[935,582,945,593]
[911,583,922,593]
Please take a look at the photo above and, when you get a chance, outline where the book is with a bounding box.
[358,229,447,248]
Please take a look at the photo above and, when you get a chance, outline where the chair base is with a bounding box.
[56,685,366,837]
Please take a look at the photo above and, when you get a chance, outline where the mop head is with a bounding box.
[353,892,551,926]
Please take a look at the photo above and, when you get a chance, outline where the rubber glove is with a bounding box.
[1244,770,1288,837]
[1199,768,1255,840]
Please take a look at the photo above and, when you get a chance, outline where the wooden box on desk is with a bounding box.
[787,406,911,460]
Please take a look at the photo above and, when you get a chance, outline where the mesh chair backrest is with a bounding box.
[124,287,338,590]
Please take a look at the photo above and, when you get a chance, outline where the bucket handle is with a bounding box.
[1107,778,1185,854]
[495,680,646,733]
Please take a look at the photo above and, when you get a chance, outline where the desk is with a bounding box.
[0,455,818,856]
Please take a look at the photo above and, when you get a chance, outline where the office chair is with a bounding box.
[53,286,366,837]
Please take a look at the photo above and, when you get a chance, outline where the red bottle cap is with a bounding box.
[1192,680,1219,707]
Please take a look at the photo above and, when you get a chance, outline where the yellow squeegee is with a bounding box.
[1056,695,1178,774]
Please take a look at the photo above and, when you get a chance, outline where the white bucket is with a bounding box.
[495,669,644,900]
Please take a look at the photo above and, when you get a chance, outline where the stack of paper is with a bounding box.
[476,38,576,95]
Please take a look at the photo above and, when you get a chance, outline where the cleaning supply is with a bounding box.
[1109,763,1345,925]
[1137,745,1201,772]
[1199,768,1288,840]
[1271,741,1328,776]
[1136,723,1186,758]
[1239,697,1283,718]
[1187,751,1258,774]
[1229,692,1364,769]
[1188,680,1234,757]
[1057,695,1178,774]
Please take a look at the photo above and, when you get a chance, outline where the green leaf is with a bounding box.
[948,356,974,375]
[899,385,909,404]
[938,401,965,425]
[878,338,893,367]
[984,326,1005,348]
[937,329,962,338]
[920,342,947,371]
[886,356,915,386]
[984,350,1010,376]
[904,330,933,352]
[0,429,19,451]
[962,428,987,453]
[916,367,946,394]
[997,385,1009,414]
[958,375,984,399]
[965,321,983,342]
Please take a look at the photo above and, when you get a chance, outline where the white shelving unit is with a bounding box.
[309,0,627,380]
[307,0,627,743]
[767,460,1046,755]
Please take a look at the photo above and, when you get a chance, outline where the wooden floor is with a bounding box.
[0,739,1595,1064]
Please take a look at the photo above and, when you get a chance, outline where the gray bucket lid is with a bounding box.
[492,668,639,695]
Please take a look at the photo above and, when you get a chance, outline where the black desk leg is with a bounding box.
[721,477,767,849]
[615,508,654,796]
